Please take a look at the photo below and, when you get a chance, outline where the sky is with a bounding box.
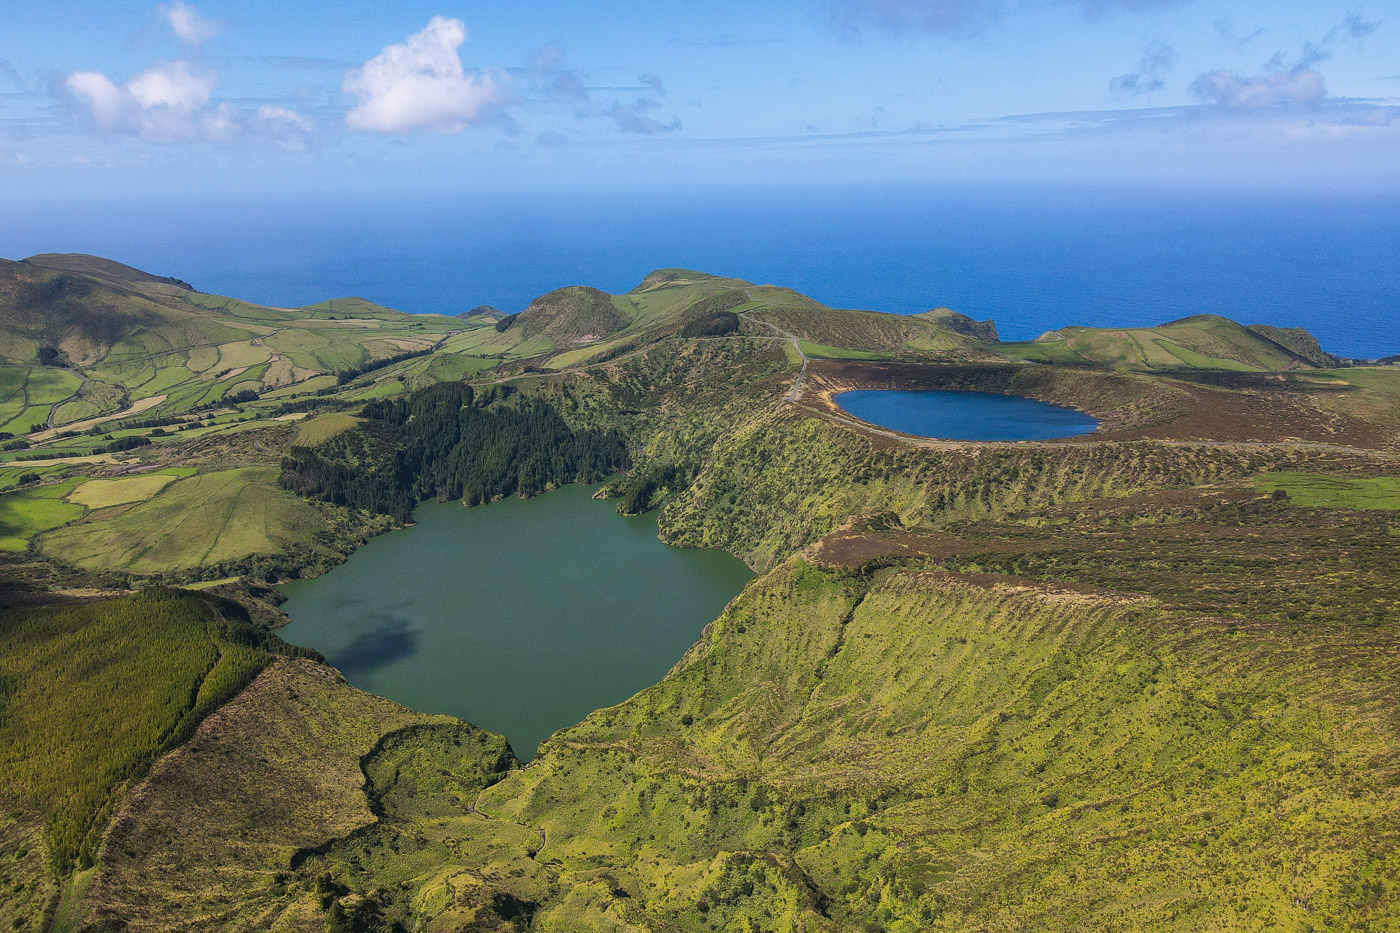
[0,1,1397,199]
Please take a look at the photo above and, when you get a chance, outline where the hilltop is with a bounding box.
[24,253,197,292]
[0,254,467,436]
[1002,313,1339,372]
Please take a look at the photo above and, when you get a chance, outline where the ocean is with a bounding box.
[4,184,1397,358]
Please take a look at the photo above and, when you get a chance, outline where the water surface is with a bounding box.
[278,484,752,759]
[836,389,1098,441]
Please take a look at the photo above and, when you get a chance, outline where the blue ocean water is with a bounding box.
[835,389,1099,441]
[3,185,1397,358]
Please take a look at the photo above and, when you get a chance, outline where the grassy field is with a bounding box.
[292,411,361,447]
[65,472,179,509]
[1253,470,1400,510]
[0,480,85,552]
[0,365,84,434]
[38,467,332,574]
[797,339,889,360]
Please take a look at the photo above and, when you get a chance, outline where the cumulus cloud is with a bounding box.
[67,61,216,139]
[66,60,312,147]
[343,17,497,133]
[1187,14,1383,115]
[1191,64,1327,110]
[1111,40,1176,97]
[161,1,220,45]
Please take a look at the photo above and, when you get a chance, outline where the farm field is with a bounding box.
[1253,471,1400,510]
[38,467,329,574]
[64,471,186,509]
[0,480,85,551]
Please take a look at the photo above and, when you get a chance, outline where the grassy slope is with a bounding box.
[752,304,982,357]
[0,256,472,435]
[74,659,467,933]
[1000,315,1308,372]
[38,466,377,577]
[463,560,1400,932]
[1253,471,1400,510]
[0,480,87,552]
[0,589,277,933]
[661,407,1305,570]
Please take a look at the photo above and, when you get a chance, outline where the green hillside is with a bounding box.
[1245,323,1342,367]
[915,306,999,341]
[23,253,197,292]
[0,255,477,442]
[509,285,630,344]
[1000,314,1322,371]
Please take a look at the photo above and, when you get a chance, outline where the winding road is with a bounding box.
[47,368,91,428]
[740,312,808,402]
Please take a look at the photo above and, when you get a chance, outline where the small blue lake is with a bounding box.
[835,389,1098,441]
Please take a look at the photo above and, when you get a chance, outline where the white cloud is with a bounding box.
[125,61,215,113]
[344,16,498,133]
[162,1,219,45]
[258,105,312,132]
[66,61,312,148]
[66,72,127,127]
[1191,65,1327,110]
[200,101,240,141]
[67,62,215,139]
[256,105,315,151]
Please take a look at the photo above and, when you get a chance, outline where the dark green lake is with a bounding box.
[278,484,752,759]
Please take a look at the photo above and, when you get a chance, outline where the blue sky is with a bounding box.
[1,0,1397,198]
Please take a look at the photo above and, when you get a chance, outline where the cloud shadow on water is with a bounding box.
[329,616,420,675]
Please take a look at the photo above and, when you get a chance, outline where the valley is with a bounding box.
[1,253,1398,932]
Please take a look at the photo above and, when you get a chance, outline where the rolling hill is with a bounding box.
[0,255,476,435]
[1,255,1336,445]
[1000,314,1331,371]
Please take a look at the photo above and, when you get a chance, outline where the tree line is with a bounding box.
[281,382,629,522]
